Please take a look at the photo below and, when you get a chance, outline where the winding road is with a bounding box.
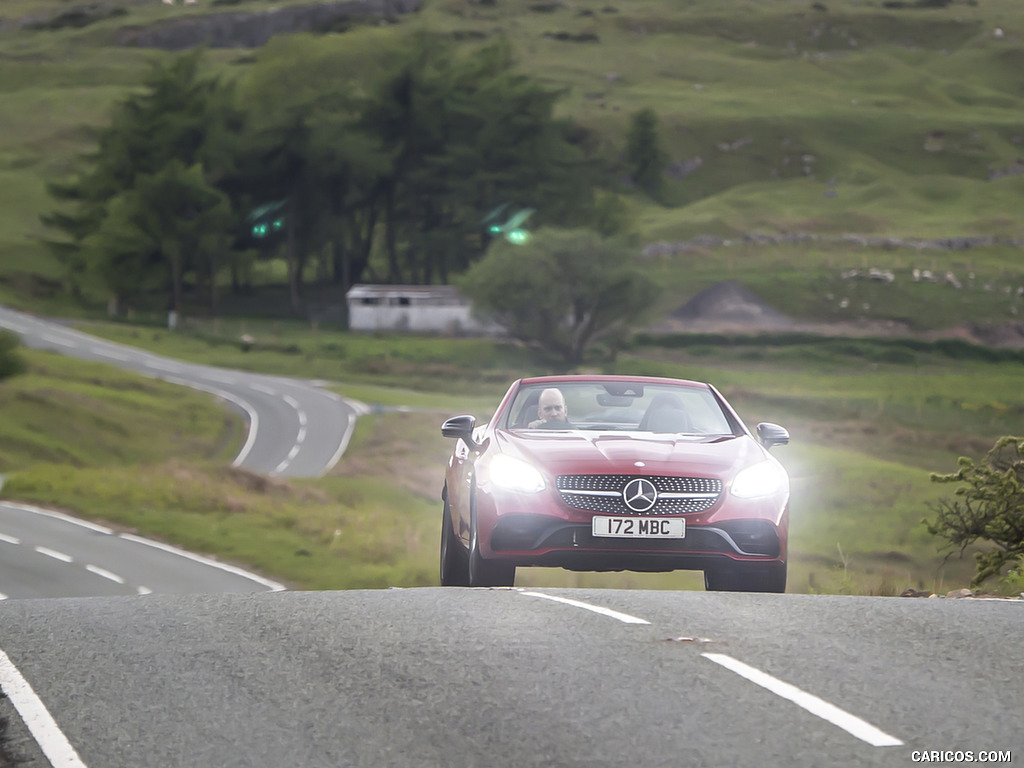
[0,307,1021,767]
[0,305,364,600]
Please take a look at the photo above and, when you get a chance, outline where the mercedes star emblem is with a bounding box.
[622,477,658,512]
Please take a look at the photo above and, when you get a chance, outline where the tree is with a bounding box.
[42,50,243,306]
[925,436,1024,586]
[626,107,668,200]
[459,227,658,365]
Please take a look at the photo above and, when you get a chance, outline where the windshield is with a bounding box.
[503,381,738,435]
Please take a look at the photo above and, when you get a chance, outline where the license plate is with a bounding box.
[592,517,685,538]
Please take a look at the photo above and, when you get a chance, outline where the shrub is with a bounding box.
[925,436,1024,586]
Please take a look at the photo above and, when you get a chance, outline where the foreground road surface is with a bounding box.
[0,588,1020,767]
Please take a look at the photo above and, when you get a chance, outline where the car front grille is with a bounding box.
[556,475,722,515]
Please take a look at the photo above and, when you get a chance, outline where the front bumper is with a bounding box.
[488,513,783,572]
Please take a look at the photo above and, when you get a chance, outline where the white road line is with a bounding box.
[296,426,307,444]
[518,591,651,625]
[701,653,903,747]
[3,503,114,534]
[0,593,7,600]
[85,565,125,585]
[322,411,357,477]
[118,533,286,592]
[35,547,73,563]
[298,411,307,427]
[0,649,89,768]
[137,586,152,596]
[95,349,129,361]
[40,334,73,348]
[0,533,21,545]
[160,376,260,468]
[283,395,300,409]
[250,383,277,396]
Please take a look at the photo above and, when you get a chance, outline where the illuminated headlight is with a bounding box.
[487,455,546,493]
[730,460,788,499]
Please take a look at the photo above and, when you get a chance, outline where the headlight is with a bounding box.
[487,455,546,493]
[730,460,788,499]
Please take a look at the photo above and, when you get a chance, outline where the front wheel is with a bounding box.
[704,562,786,593]
[468,509,515,587]
[440,497,469,586]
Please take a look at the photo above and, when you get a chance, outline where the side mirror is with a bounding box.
[756,422,790,450]
[442,414,478,449]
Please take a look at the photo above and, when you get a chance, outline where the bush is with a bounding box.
[925,436,1024,586]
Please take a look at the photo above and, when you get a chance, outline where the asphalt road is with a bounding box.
[0,305,362,600]
[0,588,1020,767]
[0,305,363,477]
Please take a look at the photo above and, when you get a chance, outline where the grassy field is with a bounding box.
[2,0,1024,594]
[3,325,1021,595]
[3,0,1024,328]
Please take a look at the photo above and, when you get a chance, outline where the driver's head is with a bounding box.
[537,388,568,423]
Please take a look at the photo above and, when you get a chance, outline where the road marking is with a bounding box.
[701,652,903,747]
[3,503,113,534]
[40,334,73,348]
[0,649,89,768]
[322,411,358,477]
[298,411,307,427]
[160,376,260,469]
[118,533,286,591]
[283,395,300,409]
[296,426,307,444]
[95,349,129,361]
[0,533,21,545]
[250,383,277,396]
[518,591,651,625]
[137,586,152,596]
[0,593,7,600]
[86,565,125,584]
[35,547,73,563]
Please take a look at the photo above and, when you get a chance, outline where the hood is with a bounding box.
[493,430,767,481]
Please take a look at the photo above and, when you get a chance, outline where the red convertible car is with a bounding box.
[440,375,790,592]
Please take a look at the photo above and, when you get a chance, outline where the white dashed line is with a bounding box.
[702,652,903,747]
[0,533,21,545]
[283,395,300,409]
[85,565,125,585]
[518,591,651,625]
[137,586,153,596]
[34,547,73,563]
[0,650,89,768]
[296,426,307,444]
[0,593,8,601]
[250,383,277,396]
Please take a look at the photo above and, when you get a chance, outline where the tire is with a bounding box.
[468,505,515,588]
[440,497,470,587]
[704,562,786,593]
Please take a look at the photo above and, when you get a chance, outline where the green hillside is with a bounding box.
[2,0,1023,328]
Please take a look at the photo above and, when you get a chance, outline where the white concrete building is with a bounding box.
[345,284,503,335]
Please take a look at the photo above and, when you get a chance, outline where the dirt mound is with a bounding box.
[670,281,792,329]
